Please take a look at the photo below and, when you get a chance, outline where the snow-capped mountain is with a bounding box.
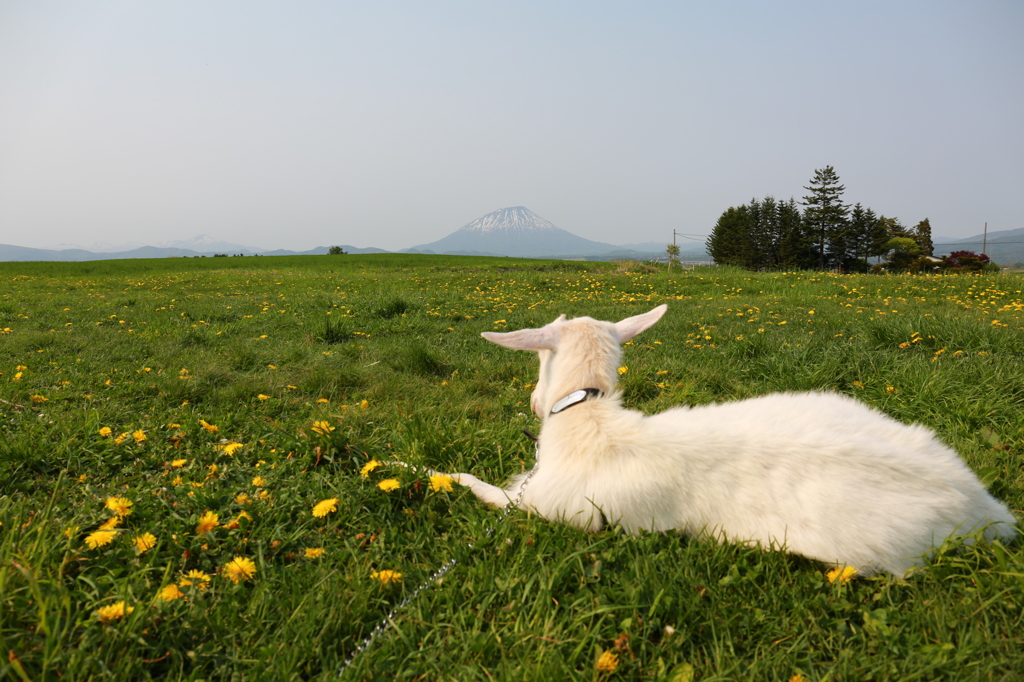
[459,206,561,235]
[405,206,629,258]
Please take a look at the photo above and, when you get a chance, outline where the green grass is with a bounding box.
[1,254,1023,680]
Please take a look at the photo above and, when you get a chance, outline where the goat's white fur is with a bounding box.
[449,304,1017,577]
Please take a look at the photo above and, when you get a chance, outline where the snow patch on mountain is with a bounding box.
[458,206,560,235]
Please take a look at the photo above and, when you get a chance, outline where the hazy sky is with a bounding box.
[1,1,1021,252]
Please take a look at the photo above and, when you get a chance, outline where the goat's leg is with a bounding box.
[450,473,513,508]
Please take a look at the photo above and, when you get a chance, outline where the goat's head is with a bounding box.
[481,305,667,418]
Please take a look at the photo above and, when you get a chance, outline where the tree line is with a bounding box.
[705,166,939,272]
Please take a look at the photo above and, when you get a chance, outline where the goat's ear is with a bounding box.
[481,324,560,351]
[613,304,667,343]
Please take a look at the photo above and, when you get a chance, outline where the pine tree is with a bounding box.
[868,214,892,263]
[776,198,813,269]
[757,196,782,269]
[846,204,880,271]
[746,197,773,269]
[802,166,850,270]
[706,206,751,266]
[878,215,909,241]
[912,218,934,256]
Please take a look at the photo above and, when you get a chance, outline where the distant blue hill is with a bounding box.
[0,243,387,262]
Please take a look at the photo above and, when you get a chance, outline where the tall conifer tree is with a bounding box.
[802,166,849,270]
[869,214,892,262]
[777,198,813,268]
[706,206,751,266]
[913,218,934,256]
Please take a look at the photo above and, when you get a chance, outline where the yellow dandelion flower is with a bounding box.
[789,675,807,682]
[360,459,382,478]
[199,419,219,434]
[220,442,244,456]
[312,498,338,518]
[370,569,402,585]
[85,529,118,549]
[826,565,857,584]
[617,366,628,375]
[257,394,271,401]
[377,479,400,492]
[77,474,87,483]
[886,386,898,394]
[171,458,188,468]
[96,601,134,623]
[311,420,335,435]
[359,399,369,409]
[98,516,121,530]
[223,556,257,584]
[114,432,129,444]
[235,493,250,504]
[596,650,619,672]
[159,584,186,601]
[429,474,453,493]
[171,475,183,486]
[195,510,219,535]
[223,511,251,530]
[179,569,212,590]
[316,398,329,404]
[105,496,133,517]
[304,547,325,559]
[251,476,267,487]
[31,394,48,403]
[133,532,157,553]
[132,430,147,444]
[99,427,112,437]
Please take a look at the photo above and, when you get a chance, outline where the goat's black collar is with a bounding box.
[550,388,603,415]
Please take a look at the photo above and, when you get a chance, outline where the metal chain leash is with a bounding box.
[337,432,540,677]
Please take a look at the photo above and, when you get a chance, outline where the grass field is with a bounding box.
[2,254,1023,681]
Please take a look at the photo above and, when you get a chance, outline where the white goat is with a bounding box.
[450,304,1017,577]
